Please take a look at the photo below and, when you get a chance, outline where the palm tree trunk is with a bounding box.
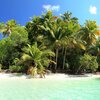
[63,48,66,70]
[55,48,58,71]
[49,56,52,70]
[62,46,64,55]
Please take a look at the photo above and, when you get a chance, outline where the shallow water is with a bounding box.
[0,78,100,100]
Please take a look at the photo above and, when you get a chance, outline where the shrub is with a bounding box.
[79,54,98,72]
[9,65,24,72]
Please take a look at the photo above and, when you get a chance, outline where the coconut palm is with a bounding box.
[20,43,55,77]
[79,20,99,47]
[39,16,67,71]
[61,12,85,69]
[39,11,85,71]
[26,16,44,44]
[0,20,16,37]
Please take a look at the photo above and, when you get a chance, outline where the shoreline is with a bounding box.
[0,73,100,80]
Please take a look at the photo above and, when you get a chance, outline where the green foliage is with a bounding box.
[66,48,82,74]
[79,20,98,46]
[0,38,19,68]
[9,65,24,72]
[0,20,16,36]
[21,43,55,69]
[97,56,100,70]
[80,54,98,71]
[10,26,28,45]
[0,22,28,68]
[0,11,100,75]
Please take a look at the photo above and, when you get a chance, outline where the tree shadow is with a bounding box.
[68,74,89,78]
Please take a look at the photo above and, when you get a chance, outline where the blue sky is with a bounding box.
[0,0,100,25]
[1,0,99,39]
[0,0,100,37]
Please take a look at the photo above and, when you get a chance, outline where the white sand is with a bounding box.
[0,73,100,80]
[46,73,100,80]
[0,73,27,79]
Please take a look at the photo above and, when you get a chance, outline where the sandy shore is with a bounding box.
[0,73,100,80]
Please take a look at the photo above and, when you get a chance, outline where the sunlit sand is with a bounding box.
[0,73,100,80]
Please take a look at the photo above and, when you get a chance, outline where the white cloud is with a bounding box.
[89,5,97,14]
[43,5,60,12]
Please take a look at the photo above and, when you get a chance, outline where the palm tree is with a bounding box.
[39,15,67,71]
[88,38,100,56]
[61,12,84,70]
[25,11,86,72]
[20,43,55,77]
[0,20,16,37]
[39,11,84,71]
[79,20,99,47]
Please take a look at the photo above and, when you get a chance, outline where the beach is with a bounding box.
[0,73,100,80]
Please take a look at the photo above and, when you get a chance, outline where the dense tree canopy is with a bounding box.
[0,11,100,75]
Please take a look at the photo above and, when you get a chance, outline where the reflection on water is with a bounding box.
[94,77,100,80]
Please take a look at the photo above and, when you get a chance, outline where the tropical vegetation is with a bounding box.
[0,11,100,76]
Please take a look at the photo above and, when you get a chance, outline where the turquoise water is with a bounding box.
[0,78,100,100]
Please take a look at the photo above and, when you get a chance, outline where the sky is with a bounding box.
[0,0,100,38]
